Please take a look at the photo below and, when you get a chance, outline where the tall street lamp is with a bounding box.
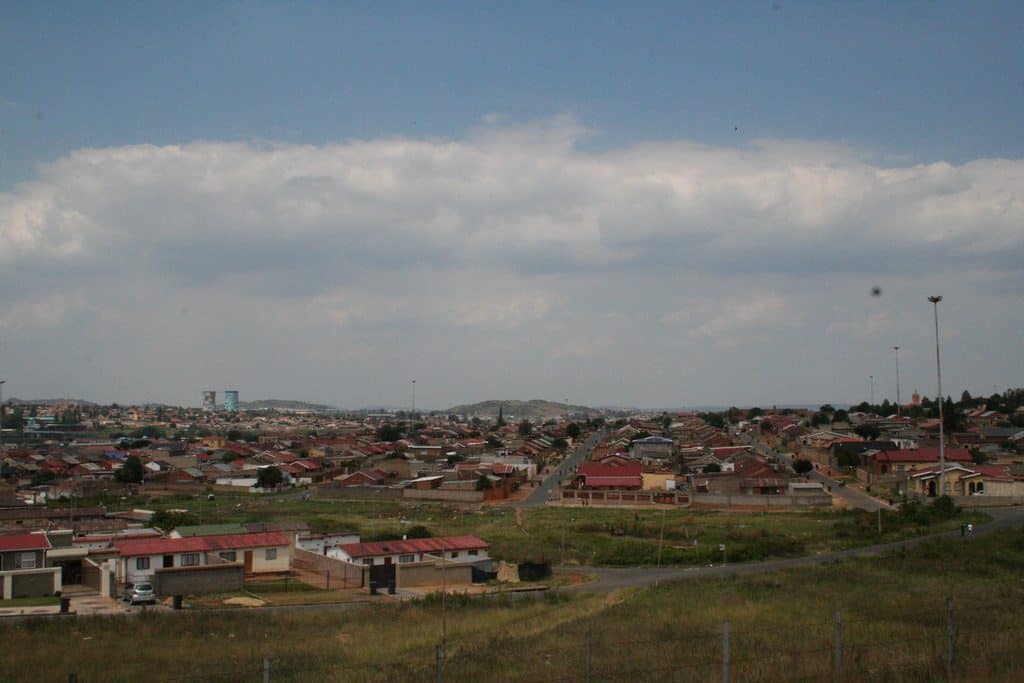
[893,346,901,417]
[928,296,946,495]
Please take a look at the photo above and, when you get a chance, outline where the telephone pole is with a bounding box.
[928,297,946,495]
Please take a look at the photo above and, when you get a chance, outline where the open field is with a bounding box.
[87,489,990,566]
[4,527,1024,681]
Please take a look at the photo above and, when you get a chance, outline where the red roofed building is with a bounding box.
[332,535,489,566]
[576,463,644,490]
[870,447,972,475]
[113,532,291,583]
[0,532,62,599]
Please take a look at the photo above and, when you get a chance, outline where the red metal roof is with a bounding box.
[584,477,642,488]
[0,533,51,552]
[578,463,644,477]
[338,535,489,559]
[875,448,971,463]
[113,532,289,557]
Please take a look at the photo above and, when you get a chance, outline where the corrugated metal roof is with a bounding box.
[0,533,51,552]
[338,535,489,559]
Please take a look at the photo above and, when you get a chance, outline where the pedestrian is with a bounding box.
[967,523,974,537]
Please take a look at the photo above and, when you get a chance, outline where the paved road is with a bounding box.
[521,429,605,508]
[561,505,1024,593]
[740,434,890,512]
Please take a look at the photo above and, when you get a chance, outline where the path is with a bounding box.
[521,429,605,508]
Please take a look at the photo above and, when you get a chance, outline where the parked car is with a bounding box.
[124,582,156,605]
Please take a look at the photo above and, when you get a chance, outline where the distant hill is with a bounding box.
[239,399,337,412]
[7,397,97,407]
[445,399,591,421]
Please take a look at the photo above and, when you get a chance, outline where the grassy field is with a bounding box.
[0,596,60,608]
[4,527,1024,681]
[92,488,989,566]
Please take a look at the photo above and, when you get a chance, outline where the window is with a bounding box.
[265,548,277,561]
[181,553,200,567]
[136,557,150,570]
[362,559,373,566]
[468,549,479,557]
[450,552,458,559]
[399,554,415,563]
[19,552,37,569]
[219,551,236,562]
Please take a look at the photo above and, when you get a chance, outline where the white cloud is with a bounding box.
[0,118,1021,406]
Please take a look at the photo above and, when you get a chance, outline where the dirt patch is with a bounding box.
[337,632,352,645]
[223,597,265,608]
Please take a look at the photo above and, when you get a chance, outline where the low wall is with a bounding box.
[916,495,1024,508]
[293,548,366,588]
[153,564,244,597]
[397,561,473,588]
[314,486,403,500]
[562,490,689,506]
[691,493,833,508]
[1,567,61,599]
[403,489,485,503]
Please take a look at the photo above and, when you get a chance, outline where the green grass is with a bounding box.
[0,596,60,608]
[245,579,322,594]
[3,529,1024,681]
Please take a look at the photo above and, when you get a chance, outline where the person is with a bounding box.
[967,523,974,537]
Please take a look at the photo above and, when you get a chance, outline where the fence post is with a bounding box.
[722,620,730,683]
[834,611,842,681]
[584,629,592,683]
[946,597,954,680]
[262,656,270,683]
[326,570,330,591]
[435,643,445,683]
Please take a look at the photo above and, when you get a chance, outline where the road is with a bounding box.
[739,433,890,512]
[521,429,605,508]
[561,505,1024,593]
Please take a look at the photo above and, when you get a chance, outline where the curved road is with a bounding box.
[561,506,1024,592]
[521,429,605,508]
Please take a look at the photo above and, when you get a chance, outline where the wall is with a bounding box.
[292,547,366,588]
[1,567,61,599]
[313,486,403,500]
[403,488,485,503]
[396,562,473,588]
[247,545,291,573]
[690,493,833,508]
[154,564,244,597]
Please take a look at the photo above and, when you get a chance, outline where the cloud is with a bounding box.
[0,117,1021,406]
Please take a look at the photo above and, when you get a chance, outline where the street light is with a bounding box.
[928,296,946,495]
[869,375,874,406]
[893,346,901,417]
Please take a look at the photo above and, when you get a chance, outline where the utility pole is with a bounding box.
[869,375,874,406]
[929,296,946,495]
[893,346,901,417]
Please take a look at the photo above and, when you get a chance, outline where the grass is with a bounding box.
[0,596,60,608]
[4,529,1024,681]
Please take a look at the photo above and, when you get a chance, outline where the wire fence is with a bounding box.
[60,597,1024,682]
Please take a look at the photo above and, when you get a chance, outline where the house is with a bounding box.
[331,535,489,567]
[296,531,360,555]
[113,532,291,584]
[576,463,644,490]
[629,436,675,465]
[910,464,1024,498]
[869,447,972,475]
[334,469,390,487]
[0,532,62,599]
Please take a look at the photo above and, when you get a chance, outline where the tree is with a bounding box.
[485,434,503,448]
[1,408,24,430]
[702,463,721,473]
[565,422,581,439]
[257,466,284,489]
[793,459,814,475]
[405,525,432,538]
[496,405,506,428]
[970,448,990,465]
[854,424,881,440]
[811,412,829,427]
[836,449,861,470]
[702,413,725,429]
[747,407,764,418]
[376,423,403,442]
[832,409,849,424]
[517,419,533,436]
[961,389,973,404]
[116,455,144,483]
[552,437,569,452]
[475,474,493,490]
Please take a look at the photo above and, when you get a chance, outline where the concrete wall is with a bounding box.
[403,488,485,503]
[1,567,61,599]
[293,547,366,588]
[691,493,833,508]
[154,564,244,597]
[396,561,473,588]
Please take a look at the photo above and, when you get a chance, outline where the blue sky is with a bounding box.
[1,2,1022,408]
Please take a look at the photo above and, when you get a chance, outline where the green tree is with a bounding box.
[702,412,725,429]
[970,448,990,465]
[747,407,764,418]
[405,525,432,538]
[702,463,721,473]
[552,437,568,452]
[376,423,404,442]
[475,474,493,490]
[833,409,849,423]
[1,407,25,430]
[565,423,581,439]
[517,419,533,436]
[485,434,503,448]
[836,449,861,470]
[257,466,284,489]
[854,424,881,440]
[116,455,144,483]
[496,405,506,427]
[793,459,814,475]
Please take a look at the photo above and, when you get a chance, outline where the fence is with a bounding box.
[58,597,1022,681]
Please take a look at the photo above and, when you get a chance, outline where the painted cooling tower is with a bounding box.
[202,391,217,412]
[224,390,239,412]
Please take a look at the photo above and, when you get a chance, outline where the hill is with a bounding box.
[445,399,591,421]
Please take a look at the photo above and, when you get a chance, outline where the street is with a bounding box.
[520,428,605,508]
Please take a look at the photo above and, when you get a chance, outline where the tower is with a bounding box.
[224,390,239,412]
[202,391,216,412]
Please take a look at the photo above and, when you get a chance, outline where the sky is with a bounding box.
[1,2,1022,410]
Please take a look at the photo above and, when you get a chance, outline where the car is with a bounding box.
[126,582,156,605]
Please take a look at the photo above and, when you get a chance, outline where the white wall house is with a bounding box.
[113,532,291,583]
[331,535,490,567]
